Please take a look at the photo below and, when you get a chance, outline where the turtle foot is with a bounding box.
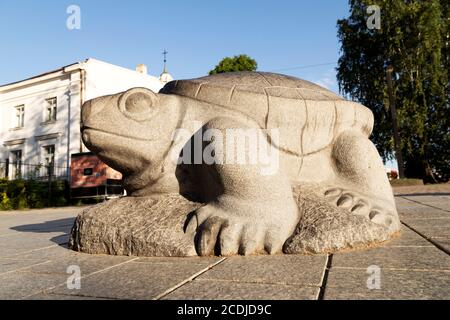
[186,194,299,256]
[283,184,401,254]
[323,187,399,233]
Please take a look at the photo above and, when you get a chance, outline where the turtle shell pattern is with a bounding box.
[160,72,373,156]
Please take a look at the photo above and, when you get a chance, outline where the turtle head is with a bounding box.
[81,87,180,189]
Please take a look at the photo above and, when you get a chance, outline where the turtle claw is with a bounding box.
[324,187,398,232]
[188,195,298,256]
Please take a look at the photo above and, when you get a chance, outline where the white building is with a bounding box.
[0,58,166,179]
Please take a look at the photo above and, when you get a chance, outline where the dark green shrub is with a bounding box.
[0,178,69,210]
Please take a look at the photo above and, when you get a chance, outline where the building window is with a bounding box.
[83,168,93,176]
[15,105,25,128]
[44,97,57,122]
[43,145,55,176]
[11,150,22,178]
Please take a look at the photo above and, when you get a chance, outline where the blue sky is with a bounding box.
[0,0,349,92]
[0,0,398,168]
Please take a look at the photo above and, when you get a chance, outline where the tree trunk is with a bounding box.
[423,160,439,184]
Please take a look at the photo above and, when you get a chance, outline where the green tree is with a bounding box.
[209,54,257,75]
[337,0,449,182]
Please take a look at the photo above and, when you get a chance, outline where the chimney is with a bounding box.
[136,64,147,75]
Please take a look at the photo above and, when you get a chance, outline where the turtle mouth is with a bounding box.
[80,128,146,176]
[81,126,157,142]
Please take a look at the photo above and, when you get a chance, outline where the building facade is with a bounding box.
[0,58,164,180]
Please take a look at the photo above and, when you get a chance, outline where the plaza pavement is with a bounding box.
[0,184,449,300]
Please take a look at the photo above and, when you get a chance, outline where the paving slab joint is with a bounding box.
[397,196,450,213]
[401,221,450,256]
[317,254,333,300]
[154,257,228,300]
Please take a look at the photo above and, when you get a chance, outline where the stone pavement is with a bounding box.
[0,185,449,300]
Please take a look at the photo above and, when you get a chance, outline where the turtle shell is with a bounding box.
[160,72,373,156]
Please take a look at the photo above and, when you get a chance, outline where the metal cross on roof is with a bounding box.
[162,50,168,72]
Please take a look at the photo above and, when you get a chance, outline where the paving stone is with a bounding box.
[398,206,450,220]
[8,217,75,233]
[395,202,424,211]
[323,268,450,300]
[7,244,75,260]
[0,247,36,257]
[22,253,134,276]
[163,279,319,300]
[393,184,450,196]
[332,246,450,271]
[0,258,51,275]
[394,196,416,204]
[0,269,68,299]
[0,254,134,299]
[0,209,79,228]
[135,256,222,266]
[51,260,222,299]
[0,232,69,256]
[1,195,449,300]
[403,193,450,200]
[430,238,450,253]
[403,218,450,239]
[0,206,82,216]
[408,194,450,200]
[402,196,450,212]
[0,232,25,238]
[384,227,434,247]
[197,254,327,286]
[29,293,113,300]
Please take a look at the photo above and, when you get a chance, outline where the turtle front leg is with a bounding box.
[185,117,300,256]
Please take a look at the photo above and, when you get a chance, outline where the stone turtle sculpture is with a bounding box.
[72,72,400,256]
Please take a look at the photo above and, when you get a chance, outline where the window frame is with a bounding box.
[14,105,25,128]
[44,97,57,123]
[10,149,22,178]
[42,144,56,177]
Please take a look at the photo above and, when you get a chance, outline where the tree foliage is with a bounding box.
[0,179,68,210]
[209,54,258,75]
[337,0,449,182]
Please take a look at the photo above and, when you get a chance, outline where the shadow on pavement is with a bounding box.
[10,217,75,246]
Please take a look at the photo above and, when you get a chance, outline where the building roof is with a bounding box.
[0,60,88,92]
[0,58,162,93]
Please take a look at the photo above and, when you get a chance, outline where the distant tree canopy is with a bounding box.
[337,0,449,182]
[209,54,257,75]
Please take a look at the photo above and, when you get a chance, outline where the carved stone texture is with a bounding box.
[69,194,201,257]
[69,186,397,257]
[71,71,400,257]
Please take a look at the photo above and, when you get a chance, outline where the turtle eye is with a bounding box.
[125,92,153,113]
[119,88,158,121]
